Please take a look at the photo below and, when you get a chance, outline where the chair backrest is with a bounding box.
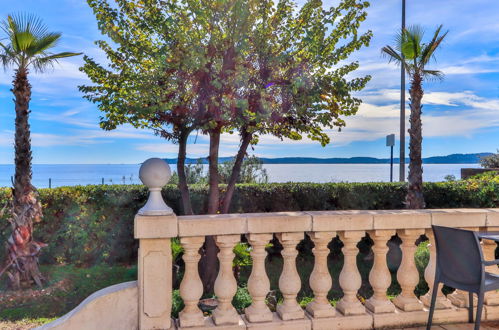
[432,225,483,286]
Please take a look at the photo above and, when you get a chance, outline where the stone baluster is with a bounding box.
[420,229,452,309]
[212,235,240,325]
[392,229,424,311]
[306,232,335,318]
[276,232,305,320]
[245,233,273,323]
[336,231,366,315]
[365,230,396,313]
[483,227,499,305]
[449,227,479,307]
[179,236,205,327]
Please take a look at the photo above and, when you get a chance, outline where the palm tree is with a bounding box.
[0,14,81,288]
[382,25,448,209]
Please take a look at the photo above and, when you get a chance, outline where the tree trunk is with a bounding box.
[207,128,221,214]
[177,129,193,215]
[221,130,252,214]
[5,68,44,289]
[406,72,425,209]
[199,127,222,294]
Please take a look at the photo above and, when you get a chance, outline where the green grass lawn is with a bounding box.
[0,265,137,329]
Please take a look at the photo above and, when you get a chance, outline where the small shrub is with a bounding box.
[171,290,184,318]
[480,150,499,168]
[232,286,252,311]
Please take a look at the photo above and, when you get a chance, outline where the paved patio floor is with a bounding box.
[402,321,499,329]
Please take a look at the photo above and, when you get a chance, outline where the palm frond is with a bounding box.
[30,52,82,72]
[0,14,80,71]
[421,25,448,65]
[422,69,444,81]
[25,32,61,56]
[405,25,424,46]
[0,41,18,68]
[381,45,412,73]
[381,45,404,64]
[406,25,424,63]
[7,13,48,39]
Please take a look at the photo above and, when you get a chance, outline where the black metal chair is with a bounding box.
[427,225,499,330]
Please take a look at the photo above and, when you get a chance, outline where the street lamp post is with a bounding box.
[387,134,395,182]
[399,0,406,182]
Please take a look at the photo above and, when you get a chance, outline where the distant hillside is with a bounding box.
[163,152,492,165]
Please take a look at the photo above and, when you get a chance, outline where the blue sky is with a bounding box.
[0,0,498,164]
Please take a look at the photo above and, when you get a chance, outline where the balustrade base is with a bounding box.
[448,291,476,308]
[392,296,424,312]
[420,294,453,310]
[179,312,206,328]
[485,291,499,306]
[276,304,305,321]
[336,300,366,316]
[372,306,469,329]
[244,307,273,323]
[305,301,336,318]
[176,315,245,330]
[484,304,499,321]
[307,311,372,329]
[243,312,311,330]
[212,309,241,326]
[365,298,396,314]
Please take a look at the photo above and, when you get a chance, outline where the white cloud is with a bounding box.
[0,125,156,148]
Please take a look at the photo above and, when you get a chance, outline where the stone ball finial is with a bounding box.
[138,158,173,216]
[139,158,172,188]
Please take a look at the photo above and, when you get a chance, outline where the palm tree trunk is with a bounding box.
[221,129,252,214]
[5,68,44,289]
[177,128,193,215]
[406,72,425,209]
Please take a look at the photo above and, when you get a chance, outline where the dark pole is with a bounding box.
[390,145,394,182]
[399,0,406,182]
[49,178,52,189]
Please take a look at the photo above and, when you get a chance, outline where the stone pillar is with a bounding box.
[276,232,305,320]
[336,231,366,315]
[306,232,335,318]
[420,229,452,309]
[212,235,240,325]
[135,158,177,330]
[179,236,205,327]
[245,233,273,323]
[392,229,424,311]
[483,227,499,306]
[365,230,396,313]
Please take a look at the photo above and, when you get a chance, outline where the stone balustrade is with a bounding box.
[38,160,499,330]
[135,208,499,330]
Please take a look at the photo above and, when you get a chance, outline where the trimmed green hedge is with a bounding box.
[0,180,497,266]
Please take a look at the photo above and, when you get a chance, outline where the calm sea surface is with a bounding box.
[0,163,480,188]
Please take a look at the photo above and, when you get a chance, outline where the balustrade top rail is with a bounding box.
[136,208,499,239]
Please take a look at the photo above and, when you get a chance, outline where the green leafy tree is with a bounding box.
[81,0,371,292]
[170,156,269,185]
[219,156,268,185]
[480,150,499,168]
[81,0,371,212]
[0,14,81,288]
[382,25,448,209]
